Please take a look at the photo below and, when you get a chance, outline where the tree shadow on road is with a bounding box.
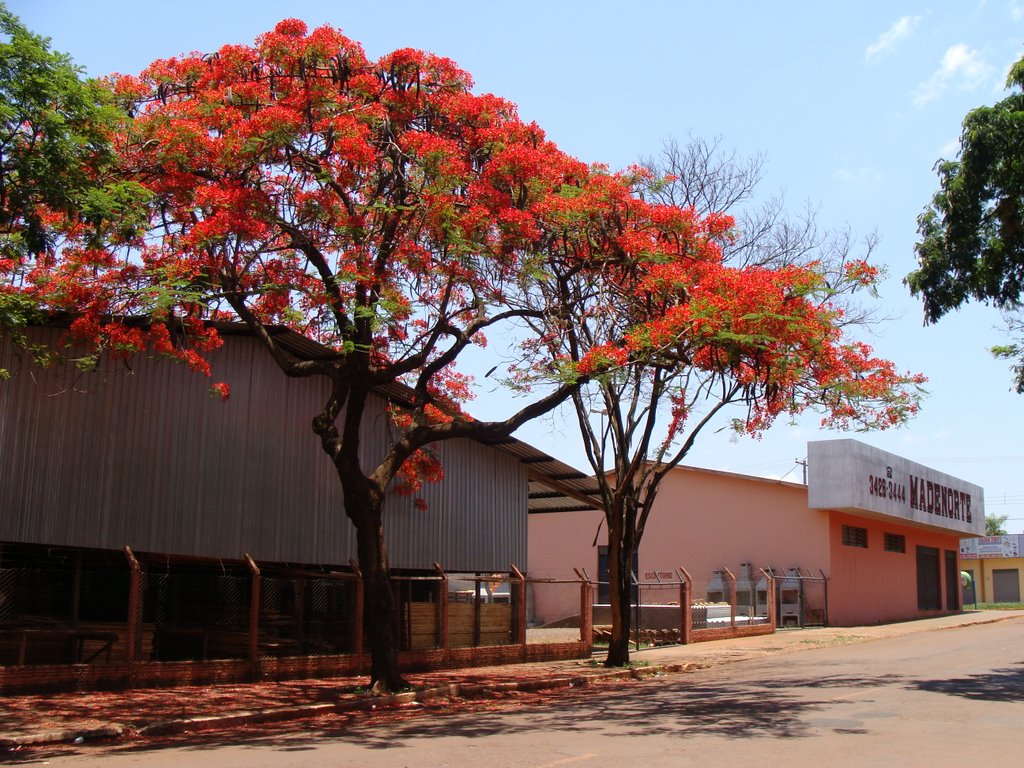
[312,671,907,748]
[911,662,1024,702]
[4,670,910,761]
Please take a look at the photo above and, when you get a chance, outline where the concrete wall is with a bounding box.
[826,511,961,626]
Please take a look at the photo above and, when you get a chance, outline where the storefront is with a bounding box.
[959,535,1024,604]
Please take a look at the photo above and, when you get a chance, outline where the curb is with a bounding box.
[1,661,706,749]
[3,612,1019,750]
[1,725,125,750]
[139,661,704,738]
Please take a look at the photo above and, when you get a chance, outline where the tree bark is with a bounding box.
[324,384,408,694]
[352,507,407,693]
[604,503,635,667]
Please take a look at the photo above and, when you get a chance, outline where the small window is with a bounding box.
[842,525,868,548]
[884,533,906,553]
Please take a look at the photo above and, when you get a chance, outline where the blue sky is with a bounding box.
[13,1,1024,529]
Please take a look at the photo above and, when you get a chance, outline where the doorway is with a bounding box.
[916,546,941,611]
[944,550,959,610]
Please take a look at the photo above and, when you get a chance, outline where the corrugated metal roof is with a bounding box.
[214,322,604,513]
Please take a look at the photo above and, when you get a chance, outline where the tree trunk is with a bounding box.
[353,512,407,693]
[319,384,407,693]
[604,512,634,667]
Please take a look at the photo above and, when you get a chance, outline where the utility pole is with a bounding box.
[795,458,808,485]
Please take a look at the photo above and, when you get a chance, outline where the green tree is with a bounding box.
[985,513,1009,536]
[0,4,147,372]
[907,57,1024,391]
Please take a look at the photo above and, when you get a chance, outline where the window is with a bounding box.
[884,533,906,553]
[842,525,868,548]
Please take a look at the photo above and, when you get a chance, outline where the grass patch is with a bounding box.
[970,602,1024,610]
[799,634,862,646]
[587,659,652,669]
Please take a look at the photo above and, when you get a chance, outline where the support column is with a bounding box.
[761,569,777,632]
[433,562,449,653]
[723,567,737,629]
[510,564,527,657]
[123,547,142,673]
[579,577,593,651]
[244,554,261,675]
[678,566,693,645]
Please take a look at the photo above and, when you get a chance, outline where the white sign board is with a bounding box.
[807,439,984,536]
[960,535,1021,559]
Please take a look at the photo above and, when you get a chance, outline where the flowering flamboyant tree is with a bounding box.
[1,20,746,691]
[521,164,925,666]
[4,17,925,685]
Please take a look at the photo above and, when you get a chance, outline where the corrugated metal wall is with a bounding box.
[0,329,526,571]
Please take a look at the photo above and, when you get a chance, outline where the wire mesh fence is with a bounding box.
[0,543,128,666]
[765,567,828,628]
[1,537,820,671]
[145,558,251,661]
[524,577,589,644]
[0,541,566,668]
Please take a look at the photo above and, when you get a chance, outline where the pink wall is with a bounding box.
[827,511,961,626]
[528,508,605,624]
[528,466,828,624]
[528,464,966,628]
[632,467,828,591]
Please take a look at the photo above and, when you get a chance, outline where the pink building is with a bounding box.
[529,439,985,628]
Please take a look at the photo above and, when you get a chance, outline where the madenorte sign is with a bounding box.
[807,439,984,536]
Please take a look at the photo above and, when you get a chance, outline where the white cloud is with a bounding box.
[865,15,921,63]
[834,165,883,185]
[913,44,993,107]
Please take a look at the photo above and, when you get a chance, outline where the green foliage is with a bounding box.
[0,291,53,377]
[985,513,1009,536]
[0,3,120,255]
[991,343,1024,393]
[0,4,151,368]
[907,56,1024,389]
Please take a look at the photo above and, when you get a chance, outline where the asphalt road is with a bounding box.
[34,617,1024,767]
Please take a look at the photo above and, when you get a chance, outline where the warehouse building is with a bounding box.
[528,439,985,627]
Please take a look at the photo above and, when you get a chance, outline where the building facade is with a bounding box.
[959,534,1024,604]
[0,326,529,571]
[529,439,985,627]
[0,325,598,688]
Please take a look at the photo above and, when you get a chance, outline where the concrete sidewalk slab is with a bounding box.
[2,610,1020,752]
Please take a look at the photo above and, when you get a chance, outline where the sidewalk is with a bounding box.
[1,610,1020,751]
